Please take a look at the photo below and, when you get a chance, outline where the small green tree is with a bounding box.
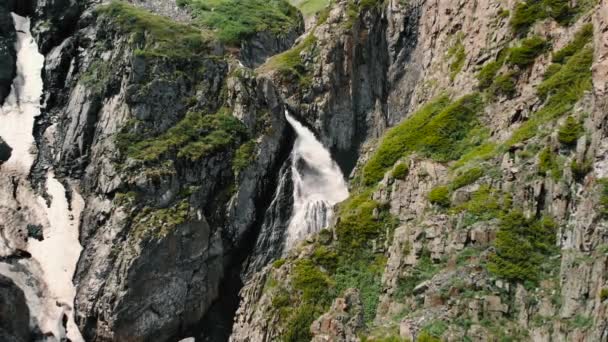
[557,116,583,146]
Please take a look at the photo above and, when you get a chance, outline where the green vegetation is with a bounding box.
[335,255,385,323]
[395,249,442,299]
[416,332,440,342]
[289,0,329,17]
[565,314,594,330]
[131,200,191,240]
[262,34,316,87]
[362,94,484,186]
[552,23,594,63]
[538,147,563,181]
[284,304,319,342]
[453,185,507,225]
[448,35,466,80]
[335,191,398,249]
[507,36,549,68]
[598,178,608,217]
[600,288,608,301]
[450,167,484,190]
[571,158,592,182]
[273,258,287,268]
[477,53,507,89]
[507,47,593,146]
[118,111,248,162]
[292,259,334,304]
[428,186,450,207]
[510,0,588,35]
[420,320,448,340]
[557,116,583,146]
[233,140,257,173]
[96,1,210,59]
[179,0,300,45]
[488,211,558,284]
[490,72,517,97]
[392,163,409,180]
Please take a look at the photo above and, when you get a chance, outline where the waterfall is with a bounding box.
[283,111,349,250]
[0,14,84,341]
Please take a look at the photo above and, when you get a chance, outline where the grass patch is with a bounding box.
[96,1,211,59]
[506,36,549,68]
[119,111,248,162]
[538,147,563,181]
[289,0,329,17]
[552,23,594,63]
[507,46,593,146]
[394,249,442,299]
[392,163,409,180]
[450,167,484,190]
[233,140,257,173]
[448,34,466,80]
[557,116,583,146]
[598,178,608,218]
[362,94,484,186]
[261,34,316,87]
[488,211,558,284]
[510,0,587,35]
[428,186,450,207]
[180,0,300,45]
[130,200,191,241]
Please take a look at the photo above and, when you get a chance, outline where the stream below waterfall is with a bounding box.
[0,14,84,342]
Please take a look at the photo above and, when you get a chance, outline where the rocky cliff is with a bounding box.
[1,0,608,341]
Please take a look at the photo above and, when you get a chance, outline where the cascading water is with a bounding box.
[0,14,84,341]
[283,111,349,249]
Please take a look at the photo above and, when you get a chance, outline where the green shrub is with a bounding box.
[311,245,339,272]
[233,140,256,173]
[416,331,441,342]
[428,186,450,207]
[292,259,334,305]
[510,1,545,35]
[448,36,466,80]
[123,111,248,162]
[97,1,210,59]
[488,211,558,284]
[180,0,300,45]
[490,72,517,97]
[543,63,563,79]
[477,60,503,89]
[557,116,583,146]
[453,185,505,220]
[392,163,409,180]
[283,304,319,342]
[273,258,287,268]
[131,200,191,240]
[263,34,316,87]
[600,288,608,301]
[510,0,583,34]
[421,320,448,339]
[507,36,549,68]
[335,191,397,249]
[538,147,563,181]
[571,159,592,182]
[335,256,384,323]
[362,94,484,186]
[552,23,594,63]
[507,47,593,145]
[450,167,484,190]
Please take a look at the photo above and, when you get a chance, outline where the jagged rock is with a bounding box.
[0,137,12,164]
[0,4,16,105]
[311,288,364,342]
[0,274,30,342]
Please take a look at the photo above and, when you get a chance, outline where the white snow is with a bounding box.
[0,14,84,342]
[284,111,349,249]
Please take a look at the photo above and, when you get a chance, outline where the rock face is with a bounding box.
[0,275,30,342]
[0,137,11,164]
[0,3,16,104]
[1,0,608,340]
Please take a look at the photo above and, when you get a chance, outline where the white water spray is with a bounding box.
[284,111,349,249]
[0,14,84,341]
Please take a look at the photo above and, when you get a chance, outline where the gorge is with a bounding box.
[0,0,608,341]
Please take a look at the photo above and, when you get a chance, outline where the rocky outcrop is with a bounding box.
[0,137,11,164]
[311,289,364,342]
[0,274,30,342]
[0,4,15,104]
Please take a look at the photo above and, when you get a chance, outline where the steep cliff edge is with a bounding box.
[231,0,608,341]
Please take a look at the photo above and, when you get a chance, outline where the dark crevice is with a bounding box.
[178,118,296,342]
